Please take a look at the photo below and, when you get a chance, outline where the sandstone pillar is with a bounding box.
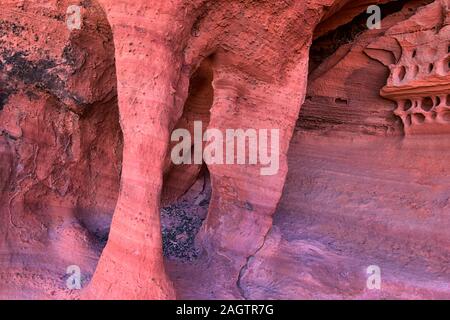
[87,0,198,299]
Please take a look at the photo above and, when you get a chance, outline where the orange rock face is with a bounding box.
[1,0,450,300]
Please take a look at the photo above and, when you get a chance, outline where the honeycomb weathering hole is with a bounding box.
[0,1,123,299]
[398,66,407,81]
[422,97,434,111]
[161,57,214,262]
[161,170,211,262]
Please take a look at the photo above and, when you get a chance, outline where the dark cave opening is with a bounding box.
[309,0,431,73]
[298,0,434,135]
[161,57,215,262]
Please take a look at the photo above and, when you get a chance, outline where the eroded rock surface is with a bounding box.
[1,0,450,300]
[367,0,450,134]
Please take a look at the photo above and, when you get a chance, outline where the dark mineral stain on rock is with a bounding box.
[0,92,9,111]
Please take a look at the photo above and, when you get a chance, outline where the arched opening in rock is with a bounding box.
[161,57,214,264]
[422,97,434,111]
[404,99,413,111]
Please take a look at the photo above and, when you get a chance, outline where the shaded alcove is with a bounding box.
[0,0,123,299]
[161,57,214,262]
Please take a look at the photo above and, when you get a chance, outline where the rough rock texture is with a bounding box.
[0,0,122,299]
[367,0,450,135]
[87,0,361,300]
[1,0,450,300]
[238,0,450,300]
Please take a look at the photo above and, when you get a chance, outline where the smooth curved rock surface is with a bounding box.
[1,0,450,300]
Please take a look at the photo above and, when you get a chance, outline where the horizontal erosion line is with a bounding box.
[381,82,450,100]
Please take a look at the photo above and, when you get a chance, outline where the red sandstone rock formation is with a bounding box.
[0,0,122,299]
[87,0,357,300]
[1,0,450,300]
